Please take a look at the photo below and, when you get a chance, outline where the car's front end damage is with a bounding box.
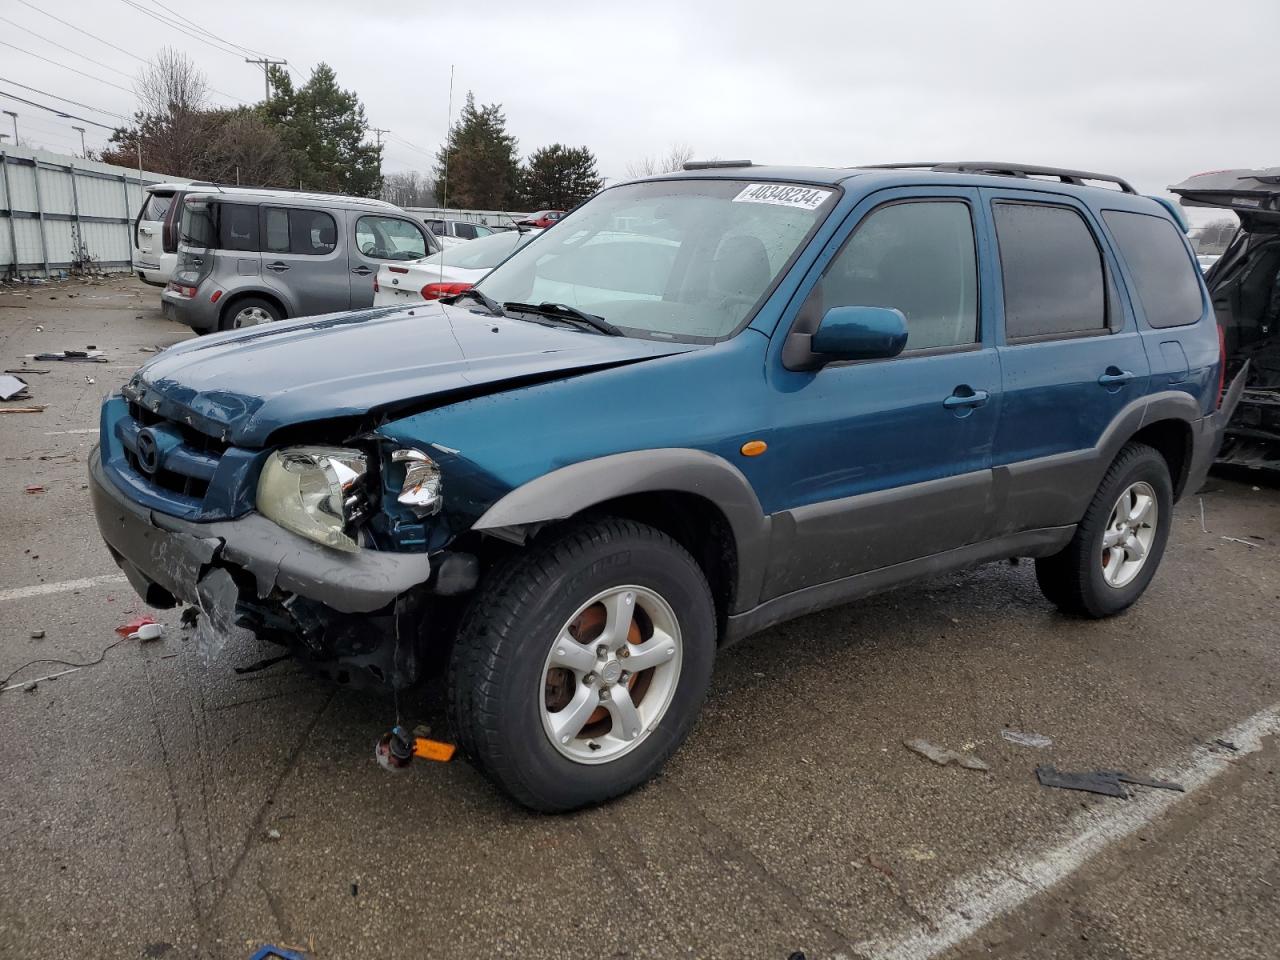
[88,301,696,687]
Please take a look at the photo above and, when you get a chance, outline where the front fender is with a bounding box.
[472,448,772,613]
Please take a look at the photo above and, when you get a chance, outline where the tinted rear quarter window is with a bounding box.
[1103,210,1203,328]
[143,193,173,221]
[994,202,1106,339]
[218,203,260,252]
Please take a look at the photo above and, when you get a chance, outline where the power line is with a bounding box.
[16,0,148,64]
[0,89,119,130]
[117,0,254,59]
[385,131,437,158]
[0,40,135,95]
[0,77,131,122]
[144,0,274,60]
[0,15,137,80]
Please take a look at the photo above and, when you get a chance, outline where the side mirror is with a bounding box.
[807,305,908,366]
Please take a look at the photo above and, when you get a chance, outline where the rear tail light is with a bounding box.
[373,275,379,293]
[388,266,409,273]
[166,282,198,299]
[1216,323,1227,409]
[421,282,472,301]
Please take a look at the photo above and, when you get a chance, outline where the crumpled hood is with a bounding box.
[125,303,699,447]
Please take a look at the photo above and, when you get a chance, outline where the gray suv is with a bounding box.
[162,188,439,332]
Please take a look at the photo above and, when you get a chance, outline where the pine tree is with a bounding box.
[520,144,603,210]
[263,64,383,197]
[434,93,521,209]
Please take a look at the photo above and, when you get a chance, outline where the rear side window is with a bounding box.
[142,192,173,221]
[1103,211,1203,328]
[994,202,1106,339]
[218,203,260,252]
[263,207,338,256]
[814,199,979,350]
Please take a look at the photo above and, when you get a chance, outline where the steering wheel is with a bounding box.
[360,241,377,256]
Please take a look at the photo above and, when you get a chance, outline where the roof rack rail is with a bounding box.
[859,161,1137,194]
[682,160,753,171]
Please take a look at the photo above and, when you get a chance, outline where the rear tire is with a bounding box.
[1035,442,1173,618]
[219,296,281,331]
[448,519,716,812]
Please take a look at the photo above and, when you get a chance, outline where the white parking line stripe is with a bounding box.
[857,704,1280,960]
[0,574,127,603]
[43,428,98,435]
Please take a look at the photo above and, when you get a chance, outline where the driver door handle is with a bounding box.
[351,265,374,276]
[943,386,990,409]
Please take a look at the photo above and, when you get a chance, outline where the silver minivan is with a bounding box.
[161,187,439,332]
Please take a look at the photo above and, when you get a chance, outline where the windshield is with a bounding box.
[414,229,535,270]
[476,179,837,341]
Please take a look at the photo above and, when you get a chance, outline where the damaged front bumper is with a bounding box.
[89,445,436,686]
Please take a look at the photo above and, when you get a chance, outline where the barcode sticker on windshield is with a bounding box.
[733,183,832,210]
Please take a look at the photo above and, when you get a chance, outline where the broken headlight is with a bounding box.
[257,446,369,552]
[391,448,443,516]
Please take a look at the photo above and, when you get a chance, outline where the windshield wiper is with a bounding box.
[446,288,504,316]
[502,301,622,336]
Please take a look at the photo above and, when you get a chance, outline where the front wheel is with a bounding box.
[448,519,716,812]
[1035,442,1173,618]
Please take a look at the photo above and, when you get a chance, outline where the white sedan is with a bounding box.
[373,228,543,306]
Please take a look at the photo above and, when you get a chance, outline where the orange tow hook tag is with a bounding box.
[413,738,457,762]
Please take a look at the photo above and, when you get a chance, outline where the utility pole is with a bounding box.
[245,58,288,101]
[370,127,388,150]
[72,126,86,158]
[3,111,17,145]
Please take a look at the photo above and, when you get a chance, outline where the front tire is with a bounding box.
[448,519,716,812]
[1035,442,1173,618]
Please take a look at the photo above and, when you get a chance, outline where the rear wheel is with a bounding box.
[1035,442,1173,618]
[219,296,281,331]
[448,519,716,812]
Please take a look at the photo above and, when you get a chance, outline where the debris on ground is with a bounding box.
[1001,729,1053,749]
[0,375,30,400]
[0,406,45,414]
[85,376,96,385]
[4,368,49,375]
[1035,765,1185,798]
[115,615,158,637]
[263,828,282,842]
[24,484,44,494]
[30,630,44,639]
[866,852,896,878]
[130,622,165,642]
[23,680,37,693]
[904,738,990,771]
[1220,536,1257,548]
[248,944,310,960]
[233,653,290,675]
[180,606,200,630]
[28,349,108,363]
[1213,738,1239,752]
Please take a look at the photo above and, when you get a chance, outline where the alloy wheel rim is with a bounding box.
[1100,481,1158,588]
[540,585,683,765]
[234,306,270,328]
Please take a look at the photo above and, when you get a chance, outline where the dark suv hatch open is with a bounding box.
[1171,168,1280,469]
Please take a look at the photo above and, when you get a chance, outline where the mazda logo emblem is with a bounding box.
[136,428,160,475]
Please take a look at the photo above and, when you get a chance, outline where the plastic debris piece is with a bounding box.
[1221,536,1257,547]
[194,568,254,663]
[85,376,96,385]
[0,374,30,400]
[24,484,44,494]
[115,615,157,637]
[23,681,37,693]
[412,738,457,763]
[1035,765,1184,798]
[30,630,44,639]
[1001,729,1053,749]
[248,947,308,960]
[180,606,200,630]
[263,828,281,842]
[129,622,165,642]
[904,738,990,771]
[1214,738,1238,752]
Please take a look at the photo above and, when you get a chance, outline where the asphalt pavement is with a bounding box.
[1,275,1276,960]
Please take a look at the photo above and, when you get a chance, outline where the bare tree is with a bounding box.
[1194,217,1238,251]
[135,47,208,118]
[626,143,695,179]
[381,170,437,207]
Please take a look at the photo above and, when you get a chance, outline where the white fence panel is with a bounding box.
[0,145,188,277]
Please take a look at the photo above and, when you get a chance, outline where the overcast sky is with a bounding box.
[3,0,1276,223]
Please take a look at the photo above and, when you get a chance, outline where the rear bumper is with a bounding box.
[1185,364,1251,492]
[89,445,432,615]
[160,289,219,331]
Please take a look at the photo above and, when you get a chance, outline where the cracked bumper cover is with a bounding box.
[89,446,432,613]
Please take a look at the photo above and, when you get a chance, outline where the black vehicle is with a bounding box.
[1172,168,1280,469]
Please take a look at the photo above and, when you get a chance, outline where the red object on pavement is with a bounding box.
[115,615,158,637]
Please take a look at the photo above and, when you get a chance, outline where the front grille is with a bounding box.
[118,403,225,503]
[128,401,230,456]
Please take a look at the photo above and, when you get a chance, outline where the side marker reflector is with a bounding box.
[740,440,767,457]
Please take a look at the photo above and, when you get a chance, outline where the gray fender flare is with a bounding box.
[472,448,771,613]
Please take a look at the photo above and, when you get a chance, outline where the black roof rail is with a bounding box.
[682,159,753,171]
[858,161,1137,194]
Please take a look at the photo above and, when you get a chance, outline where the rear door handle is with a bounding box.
[1098,367,1135,387]
[265,261,290,273]
[943,386,990,410]
[351,265,374,276]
